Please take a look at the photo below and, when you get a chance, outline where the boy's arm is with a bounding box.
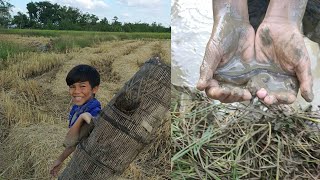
[50,146,76,177]
[50,114,93,177]
[64,112,93,147]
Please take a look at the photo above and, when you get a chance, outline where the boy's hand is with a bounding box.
[80,112,93,124]
[50,159,62,177]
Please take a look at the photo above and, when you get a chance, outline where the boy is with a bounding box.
[50,64,101,177]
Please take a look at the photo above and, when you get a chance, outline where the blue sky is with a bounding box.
[10,0,170,27]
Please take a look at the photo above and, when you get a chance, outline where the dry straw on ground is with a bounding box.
[0,123,68,179]
[172,89,320,180]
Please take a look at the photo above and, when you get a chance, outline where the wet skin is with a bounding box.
[254,24,313,104]
[197,0,313,105]
[213,58,300,104]
[197,1,255,103]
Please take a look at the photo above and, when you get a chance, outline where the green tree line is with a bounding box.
[0,0,170,32]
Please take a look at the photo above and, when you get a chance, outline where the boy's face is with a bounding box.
[69,81,99,106]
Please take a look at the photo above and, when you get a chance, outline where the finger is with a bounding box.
[242,89,252,101]
[295,50,314,102]
[256,88,268,99]
[222,93,242,103]
[274,93,296,104]
[204,79,231,101]
[197,39,222,91]
[51,169,57,177]
[205,86,231,101]
[263,95,278,105]
[221,87,252,103]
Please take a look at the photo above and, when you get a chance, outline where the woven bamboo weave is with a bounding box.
[59,57,170,179]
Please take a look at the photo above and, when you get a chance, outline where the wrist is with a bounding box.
[264,0,307,25]
[213,0,249,23]
[55,158,63,164]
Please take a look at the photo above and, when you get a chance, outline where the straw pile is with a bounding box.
[0,123,68,179]
[172,89,320,179]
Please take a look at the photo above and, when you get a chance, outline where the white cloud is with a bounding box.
[50,0,108,10]
[122,13,130,17]
[117,0,161,7]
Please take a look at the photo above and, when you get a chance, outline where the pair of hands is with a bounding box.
[197,17,313,105]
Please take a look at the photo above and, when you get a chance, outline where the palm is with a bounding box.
[254,21,313,103]
[197,19,255,102]
[255,22,308,73]
[213,20,255,67]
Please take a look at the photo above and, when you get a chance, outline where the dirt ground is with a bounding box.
[0,34,170,179]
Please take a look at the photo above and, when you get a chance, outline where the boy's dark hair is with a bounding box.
[66,64,100,88]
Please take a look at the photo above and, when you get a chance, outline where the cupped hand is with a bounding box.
[255,20,313,105]
[197,17,255,103]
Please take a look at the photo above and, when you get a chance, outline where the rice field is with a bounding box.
[0,30,170,179]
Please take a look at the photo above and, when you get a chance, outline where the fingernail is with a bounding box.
[305,91,314,102]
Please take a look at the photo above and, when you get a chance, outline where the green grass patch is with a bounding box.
[1,29,170,53]
[0,29,170,39]
[0,41,33,61]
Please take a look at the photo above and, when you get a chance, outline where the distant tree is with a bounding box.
[8,0,170,32]
[100,17,108,24]
[26,2,38,27]
[0,0,13,27]
[97,17,110,31]
[26,2,37,21]
[90,14,98,25]
[12,11,29,28]
[112,16,118,23]
[111,16,122,31]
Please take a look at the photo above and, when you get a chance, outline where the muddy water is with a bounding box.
[172,0,320,108]
[213,58,299,94]
[171,0,212,88]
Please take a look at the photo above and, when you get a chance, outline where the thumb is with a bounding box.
[295,55,314,102]
[197,39,222,91]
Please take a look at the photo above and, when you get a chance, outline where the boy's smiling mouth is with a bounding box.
[73,96,83,101]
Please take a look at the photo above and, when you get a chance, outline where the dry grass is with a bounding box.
[150,41,171,65]
[161,40,171,65]
[0,34,50,46]
[91,55,121,83]
[11,53,64,79]
[13,79,44,103]
[171,89,320,180]
[0,91,57,127]
[0,123,68,179]
[92,40,137,54]
[92,40,170,103]
[0,53,64,88]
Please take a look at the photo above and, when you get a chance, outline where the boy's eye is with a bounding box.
[69,85,75,88]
